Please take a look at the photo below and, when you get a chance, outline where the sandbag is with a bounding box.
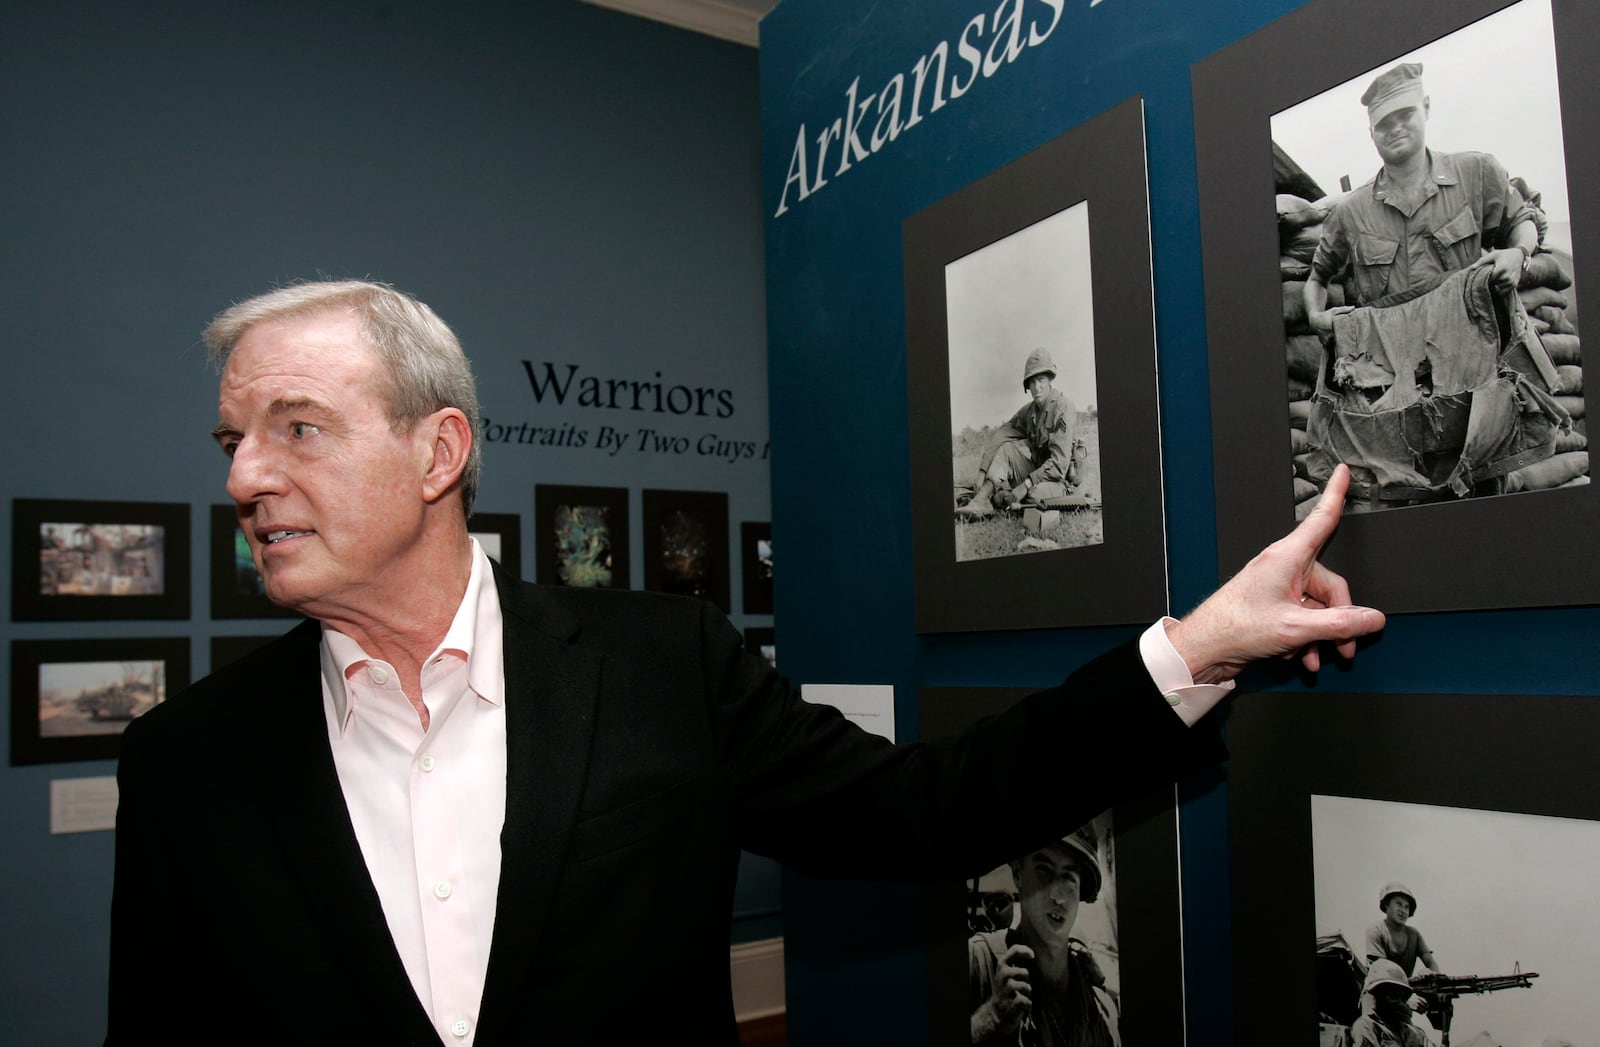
[1286,334,1325,384]
[1283,280,1345,332]
[1520,286,1570,312]
[1280,256,1312,281]
[1290,426,1312,454]
[1553,394,1586,420]
[1277,193,1330,231]
[1532,305,1576,335]
[1293,476,1319,502]
[1541,333,1581,365]
[1554,429,1588,453]
[1289,398,1311,430]
[1282,224,1323,264]
[1505,450,1589,492]
[1555,365,1583,395]
[1558,474,1591,488]
[1518,252,1573,291]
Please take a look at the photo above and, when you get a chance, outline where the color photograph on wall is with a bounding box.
[209,505,299,619]
[535,485,629,590]
[11,637,189,765]
[642,488,729,611]
[740,521,773,614]
[920,687,1185,1047]
[13,498,190,621]
[1228,689,1600,1047]
[904,96,1168,633]
[1194,0,1600,613]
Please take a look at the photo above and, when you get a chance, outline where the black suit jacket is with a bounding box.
[107,567,1223,1045]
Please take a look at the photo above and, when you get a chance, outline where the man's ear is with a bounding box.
[420,408,472,504]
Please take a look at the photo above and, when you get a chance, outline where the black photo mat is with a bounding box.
[640,488,729,612]
[904,95,1169,633]
[14,498,190,621]
[208,504,299,620]
[11,636,190,765]
[919,687,1185,1047]
[534,484,630,589]
[468,511,523,580]
[740,521,773,615]
[1192,0,1600,613]
[1227,689,1600,1044]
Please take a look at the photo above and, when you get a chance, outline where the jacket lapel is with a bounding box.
[242,619,443,1045]
[475,565,601,1043]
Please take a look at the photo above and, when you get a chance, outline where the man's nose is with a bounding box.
[225,437,284,504]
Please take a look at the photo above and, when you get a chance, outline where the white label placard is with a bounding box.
[801,683,896,742]
[50,776,119,834]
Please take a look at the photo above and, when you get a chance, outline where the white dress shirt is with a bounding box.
[321,539,506,1046]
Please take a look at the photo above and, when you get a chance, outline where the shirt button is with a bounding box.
[369,666,390,685]
[1163,691,1183,707]
[450,1018,471,1038]
[434,880,453,900]
[419,754,437,772]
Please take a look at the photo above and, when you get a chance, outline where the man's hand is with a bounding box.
[1308,304,1355,338]
[1009,482,1030,505]
[1165,464,1385,683]
[971,943,1034,1042]
[1487,246,1525,295]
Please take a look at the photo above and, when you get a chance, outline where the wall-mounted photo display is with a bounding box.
[208,505,299,620]
[740,521,773,615]
[903,96,1169,633]
[743,626,774,670]
[534,485,629,589]
[641,488,729,611]
[919,687,1186,1047]
[468,511,523,580]
[11,637,190,765]
[1194,0,1600,613]
[210,633,289,674]
[13,498,190,621]
[1228,690,1600,1045]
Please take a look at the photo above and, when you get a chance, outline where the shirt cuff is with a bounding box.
[1138,617,1235,727]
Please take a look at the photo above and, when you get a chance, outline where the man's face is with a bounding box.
[1026,373,1054,405]
[1383,895,1413,925]
[1012,844,1083,947]
[214,309,432,619]
[1371,984,1412,1025]
[1370,101,1428,167]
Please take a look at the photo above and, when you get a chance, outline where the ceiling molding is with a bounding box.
[580,0,771,48]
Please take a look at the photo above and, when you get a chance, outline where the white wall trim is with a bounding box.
[730,936,786,1019]
[580,0,762,48]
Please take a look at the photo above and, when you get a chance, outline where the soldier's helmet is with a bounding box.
[1022,347,1057,390]
[1379,881,1417,915]
[1050,822,1104,904]
[1363,959,1411,995]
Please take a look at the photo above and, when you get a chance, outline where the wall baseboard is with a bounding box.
[730,936,785,1020]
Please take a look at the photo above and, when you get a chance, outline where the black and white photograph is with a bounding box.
[904,96,1170,633]
[948,200,1104,561]
[740,521,773,614]
[209,504,299,619]
[920,687,1186,1047]
[1311,794,1595,1047]
[534,484,629,589]
[743,626,774,670]
[1271,0,1585,519]
[1227,688,1600,1046]
[964,811,1120,1046]
[11,637,190,765]
[641,488,729,612]
[468,511,522,580]
[13,498,190,620]
[1194,0,1600,613]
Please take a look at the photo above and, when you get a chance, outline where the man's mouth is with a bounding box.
[263,530,313,545]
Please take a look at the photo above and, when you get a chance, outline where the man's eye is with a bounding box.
[290,423,321,440]
[221,441,239,459]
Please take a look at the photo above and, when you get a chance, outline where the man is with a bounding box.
[1299,62,1561,505]
[969,825,1118,1046]
[1365,881,1441,980]
[1304,62,1539,333]
[956,347,1079,518]
[1351,960,1430,1047]
[107,280,1382,1045]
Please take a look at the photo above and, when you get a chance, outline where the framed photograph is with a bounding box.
[13,499,190,621]
[904,95,1169,633]
[641,488,729,611]
[1228,690,1600,1044]
[11,637,190,765]
[208,505,299,619]
[919,687,1185,1046]
[743,626,775,670]
[210,633,287,674]
[740,522,773,615]
[1193,0,1600,612]
[534,485,629,589]
[468,511,523,579]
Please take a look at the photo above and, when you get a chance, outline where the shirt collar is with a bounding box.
[1372,149,1457,199]
[320,538,506,733]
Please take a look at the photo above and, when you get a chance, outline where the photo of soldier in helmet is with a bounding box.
[1352,960,1431,1047]
[967,819,1120,1046]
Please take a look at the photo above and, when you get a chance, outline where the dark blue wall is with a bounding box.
[0,2,771,1042]
[757,0,1600,1043]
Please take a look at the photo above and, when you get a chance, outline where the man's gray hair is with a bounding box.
[203,280,483,518]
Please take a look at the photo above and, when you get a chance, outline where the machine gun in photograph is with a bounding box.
[1410,965,1540,1047]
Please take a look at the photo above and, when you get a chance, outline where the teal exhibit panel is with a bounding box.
[757,0,1600,1043]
